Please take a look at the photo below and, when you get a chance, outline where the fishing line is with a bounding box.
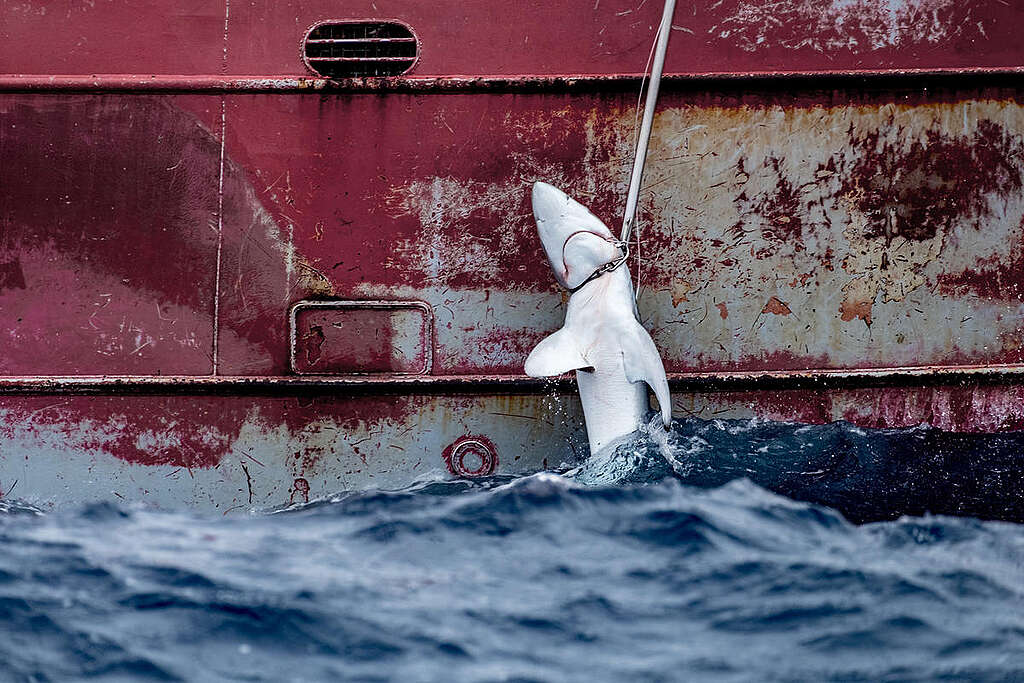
[631,24,658,298]
[621,0,676,300]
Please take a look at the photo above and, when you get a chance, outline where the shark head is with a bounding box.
[531,181,623,290]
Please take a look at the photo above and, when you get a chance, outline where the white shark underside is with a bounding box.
[525,182,671,454]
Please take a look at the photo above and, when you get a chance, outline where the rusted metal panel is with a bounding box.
[211,85,1024,380]
[636,94,1024,373]
[4,84,1024,385]
[3,86,1023,370]
[0,380,1018,512]
[3,1,1022,77]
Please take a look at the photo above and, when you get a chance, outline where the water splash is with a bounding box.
[567,415,1024,524]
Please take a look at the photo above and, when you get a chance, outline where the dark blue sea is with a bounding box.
[2,418,1023,682]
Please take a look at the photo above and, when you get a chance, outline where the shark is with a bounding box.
[524,181,672,454]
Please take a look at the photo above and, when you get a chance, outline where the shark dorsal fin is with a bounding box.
[524,327,592,377]
[620,321,673,428]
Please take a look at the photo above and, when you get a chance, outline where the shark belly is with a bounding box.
[576,363,649,454]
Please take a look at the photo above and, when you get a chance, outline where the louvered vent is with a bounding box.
[303,21,418,78]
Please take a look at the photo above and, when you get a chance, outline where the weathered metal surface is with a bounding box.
[0,96,219,375]
[0,381,1020,511]
[3,0,1024,508]
[0,394,584,511]
[208,86,1024,378]
[3,0,1022,76]
[3,85,1024,425]
[637,95,1024,373]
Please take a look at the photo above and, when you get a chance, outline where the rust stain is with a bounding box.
[788,273,814,288]
[761,296,791,316]
[290,477,310,504]
[839,296,874,326]
[824,115,1024,335]
[7,91,1022,382]
[838,119,1024,244]
[672,280,695,307]
[821,247,835,272]
[628,99,1024,371]
[754,157,804,254]
[298,325,326,368]
[936,217,1024,301]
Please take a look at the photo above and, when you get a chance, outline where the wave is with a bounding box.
[573,415,1024,524]
[0,419,1021,680]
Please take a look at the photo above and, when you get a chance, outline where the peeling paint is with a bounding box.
[762,297,791,316]
[218,91,1024,376]
[0,394,583,510]
[636,98,1024,371]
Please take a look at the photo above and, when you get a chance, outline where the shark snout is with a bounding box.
[531,182,617,289]
[530,181,567,228]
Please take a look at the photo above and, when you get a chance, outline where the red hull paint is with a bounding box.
[3,0,1022,77]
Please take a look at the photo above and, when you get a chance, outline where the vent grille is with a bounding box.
[303,21,418,78]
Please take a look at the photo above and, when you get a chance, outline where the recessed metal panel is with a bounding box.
[289,300,432,375]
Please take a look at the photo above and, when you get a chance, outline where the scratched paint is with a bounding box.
[344,94,1024,373]
[6,90,1018,380]
[4,90,1024,384]
[0,96,221,374]
[2,380,1021,510]
[709,0,969,53]
[0,394,583,511]
[637,99,1024,371]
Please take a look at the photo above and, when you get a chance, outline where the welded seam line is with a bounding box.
[4,363,1024,396]
[0,68,1022,93]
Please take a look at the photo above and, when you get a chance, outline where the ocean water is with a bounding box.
[1,418,1023,682]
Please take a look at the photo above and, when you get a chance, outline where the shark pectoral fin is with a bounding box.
[524,328,590,377]
[621,324,673,429]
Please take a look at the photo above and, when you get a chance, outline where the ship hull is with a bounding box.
[3,0,1024,508]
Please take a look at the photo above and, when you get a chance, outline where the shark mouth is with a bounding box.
[531,181,627,290]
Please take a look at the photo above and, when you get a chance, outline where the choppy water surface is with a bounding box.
[2,419,1023,681]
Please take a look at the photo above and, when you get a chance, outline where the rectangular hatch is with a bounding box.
[289,300,432,375]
